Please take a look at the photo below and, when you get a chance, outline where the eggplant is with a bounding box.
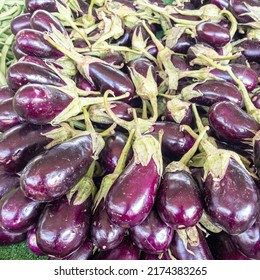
[12,44,28,60]
[26,227,44,255]
[0,187,43,233]
[15,29,64,59]
[112,27,132,46]
[13,84,72,125]
[76,74,96,91]
[229,0,260,23]
[166,99,193,125]
[102,52,125,67]
[0,86,14,102]
[252,93,260,109]
[183,80,243,107]
[100,132,133,174]
[170,227,214,260]
[0,227,26,246]
[171,55,190,72]
[253,132,260,177]
[210,0,229,9]
[236,40,260,64]
[25,0,60,13]
[95,238,139,260]
[0,98,23,132]
[0,173,20,200]
[21,135,96,202]
[171,34,195,54]
[36,196,91,258]
[30,10,67,34]
[129,209,173,254]
[7,62,65,91]
[11,13,31,35]
[91,201,125,251]
[196,22,230,48]
[0,123,54,173]
[208,101,260,144]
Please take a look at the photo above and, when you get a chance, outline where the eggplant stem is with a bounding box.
[220,10,237,39]
[87,160,96,179]
[99,123,117,137]
[142,20,164,52]
[82,107,94,132]
[72,120,86,130]
[191,103,205,134]
[142,99,148,120]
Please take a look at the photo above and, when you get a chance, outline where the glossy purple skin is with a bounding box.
[207,232,252,260]
[196,22,230,48]
[0,173,20,200]
[0,86,14,101]
[106,159,160,228]
[0,226,26,245]
[36,196,91,258]
[210,64,258,91]
[128,57,156,78]
[15,29,63,59]
[146,41,158,57]
[250,62,260,77]
[237,40,260,64]
[0,187,43,233]
[171,55,190,71]
[229,0,259,23]
[7,62,65,91]
[254,137,260,176]
[0,123,53,173]
[208,101,260,144]
[91,201,125,251]
[11,13,31,35]
[204,158,259,235]
[87,61,135,102]
[210,0,229,9]
[113,27,131,46]
[252,93,260,109]
[130,209,173,254]
[102,52,125,67]
[141,251,171,260]
[25,0,60,13]
[13,84,72,125]
[21,135,94,202]
[190,80,243,107]
[19,55,63,71]
[95,238,139,260]
[150,122,196,160]
[76,73,96,91]
[12,44,28,60]
[30,10,67,34]
[100,132,133,174]
[26,227,44,255]
[171,34,195,54]
[166,104,193,126]
[0,98,23,132]
[170,13,201,22]
[156,170,203,229]
[171,227,214,260]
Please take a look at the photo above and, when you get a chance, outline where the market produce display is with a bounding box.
[0,0,260,260]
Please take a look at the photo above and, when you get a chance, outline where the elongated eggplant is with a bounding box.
[182,80,243,107]
[25,0,60,13]
[36,196,91,258]
[11,13,31,35]
[170,227,214,260]
[30,10,67,34]
[171,34,195,54]
[130,209,173,254]
[171,55,190,72]
[0,227,26,245]
[0,173,20,199]
[12,44,28,60]
[76,74,96,91]
[236,40,260,64]
[208,101,260,144]
[7,62,65,91]
[16,29,63,59]
[13,84,72,125]
[102,52,125,67]
[26,227,44,255]
[229,0,260,23]
[0,123,54,173]
[0,187,43,233]
[91,201,125,251]
[0,98,23,132]
[0,86,14,101]
[95,238,139,260]
[21,135,97,202]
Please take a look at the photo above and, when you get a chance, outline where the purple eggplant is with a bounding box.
[252,93,260,109]
[236,40,260,64]
[156,170,203,229]
[171,55,190,72]
[0,227,26,245]
[16,29,63,59]
[112,27,132,46]
[229,0,260,23]
[210,0,229,9]
[13,84,72,125]
[100,132,133,174]
[0,173,20,200]
[0,86,14,101]
[11,13,31,35]
[36,196,91,258]
[183,80,243,107]
[91,201,125,251]
[0,98,23,132]
[7,62,65,91]
[196,22,230,48]
[12,44,28,60]
[106,158,160,228]
[208,101,260,144]
[130,209,173,254]
[171,34,195,54]
[207,232,252,260]
[170,227,214,260]
[0,123,54,173]
[210,64,258,91]
[0,187,43,233]
[21,135,96,202]
[147,41,158,57]
[76,73,96,91]
[95,238,139,260]
[25,0,60,13]
[30,10,67,34]
[26,227,44,255]
[102,52,125,67]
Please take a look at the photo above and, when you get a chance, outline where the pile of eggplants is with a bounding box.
[0,0,260,260]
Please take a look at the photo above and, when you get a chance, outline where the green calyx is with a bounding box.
[176,227,200,256]
[167,98,191,124]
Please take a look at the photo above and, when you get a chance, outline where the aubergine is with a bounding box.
[0,173,20,199]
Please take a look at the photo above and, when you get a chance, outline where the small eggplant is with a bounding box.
[171,34,195,54]
[252,93,260,109]
[25,0,60,13]
[0,227,26,245]
[12,44,28,60]
[11,13,31,35]
[0,187,43,233]
[166,99,193,125]
[26,227,44,256]
[76,74,96,91]
[210,0,229,9]
[102,52,125,68]
[171,55,190,72]
[236,40,260,64]
[0,86,14,101]
[129,209,173,254]
[0,173,20,200]
[36,196,91,258]
[229,0,259,23]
